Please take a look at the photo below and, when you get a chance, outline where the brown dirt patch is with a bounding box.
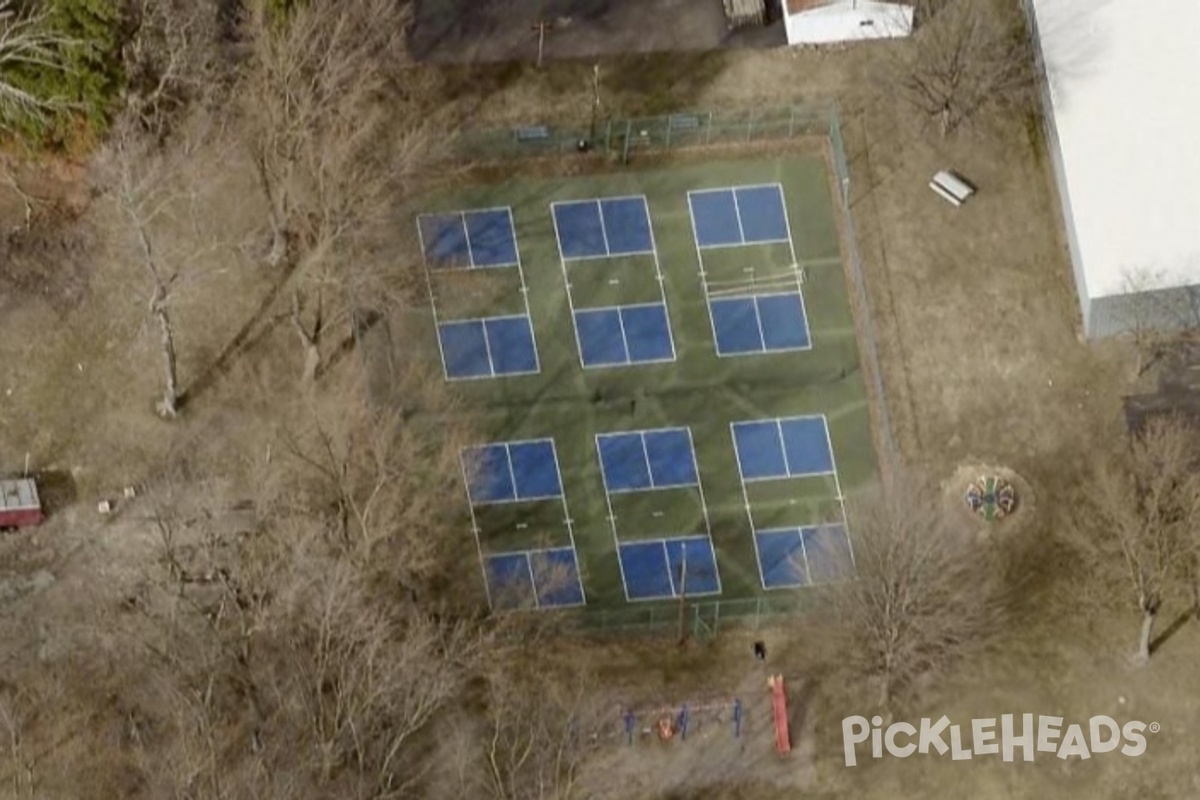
[942,462,1037,540]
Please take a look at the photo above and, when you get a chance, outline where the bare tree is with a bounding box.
[1068,417,1200,664]
[885,0,1037,137]
[121,0,225,139]
[276,368,473,602]
[105,118,234,417]
[470,661,607,800]
[236,0,442,381]
[1118,266,1200,378]
[828,472,1004,715]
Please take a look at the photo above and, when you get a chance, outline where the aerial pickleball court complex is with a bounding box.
[414,154,876,613]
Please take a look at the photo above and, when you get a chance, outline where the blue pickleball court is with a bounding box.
[484,547,586,609]
[462,439,564,505]
[418,208,520,269]
[709,291,810,355]
[595,427,699,493]
[754,524,854,589]
[617,536,722,601]
[688,184,790,249]
[437,315,539,380]
[731,416,835,481]
[573,303,675,367]
[552,196,656,259]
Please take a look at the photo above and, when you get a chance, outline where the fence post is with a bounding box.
[788,107,796,138]
[705,111,712,145]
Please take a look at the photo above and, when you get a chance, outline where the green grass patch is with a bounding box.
[474,500,572,553]
[608,486,707,541]
[744,475,843,531]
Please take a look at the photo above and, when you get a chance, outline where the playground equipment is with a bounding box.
[964,475,1017,521]
[622,697,744,745]
[768,675,790,755]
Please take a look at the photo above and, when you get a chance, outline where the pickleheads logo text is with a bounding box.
[842,714,1156,766]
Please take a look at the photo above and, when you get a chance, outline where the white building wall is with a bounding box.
[783,1,913,45]
[1028,0,1200,337]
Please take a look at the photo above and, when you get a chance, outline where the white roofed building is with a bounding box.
[1024,0,1200,337]
[780,0,914,46]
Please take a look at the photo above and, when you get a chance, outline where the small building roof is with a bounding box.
[786,0,907,13]
[0,479,40,512]
[1031,0,1200,299]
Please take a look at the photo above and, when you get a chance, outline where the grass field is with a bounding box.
[410,154,878,614]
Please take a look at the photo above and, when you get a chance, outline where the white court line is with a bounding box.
[457,453,496,610]
[522,552,540,609]
[416,219,454,381]
[550,201,590,370]
[594,432,635,602]
[479,319,497,377]
[636,432,654,488]
[459,212,477,268]
[502,443,520,504]
[752,298,767,351]
[685,427,716,542]
[775,419,794,477]
[661,540,675,597]
[614,308,633,365]
[820,413,857,575]
[595,199,613,257]
[730,188,747,245]
[505,207,544,375]
[773,182,815,350]
[639,195,679,363]
[545,441,588,607]
[685,192,726,358]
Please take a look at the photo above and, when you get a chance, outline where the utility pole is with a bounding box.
[589,63,602,141]
[531,20,554,68]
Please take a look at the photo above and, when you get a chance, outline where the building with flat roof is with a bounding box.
[1025,0,1200,337]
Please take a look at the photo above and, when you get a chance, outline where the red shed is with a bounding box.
[0,478,44,529]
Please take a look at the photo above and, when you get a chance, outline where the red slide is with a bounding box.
[769,675,791,755]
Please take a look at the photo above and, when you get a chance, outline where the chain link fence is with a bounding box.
[452,106,838,164]
[576,593,819,639]
[450,105,899,635]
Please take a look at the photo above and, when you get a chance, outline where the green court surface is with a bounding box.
[407,155,878,613]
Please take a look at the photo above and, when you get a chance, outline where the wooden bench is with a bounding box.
[515,125,550,143]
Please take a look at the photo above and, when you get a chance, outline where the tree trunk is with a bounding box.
[291,291,321,383]
[1192,566,1200,618]
[267,223,289,268]
[1135,600,1157,665]
[151,286,180,418]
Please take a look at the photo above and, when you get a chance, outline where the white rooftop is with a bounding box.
[1032,0,1200,299]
